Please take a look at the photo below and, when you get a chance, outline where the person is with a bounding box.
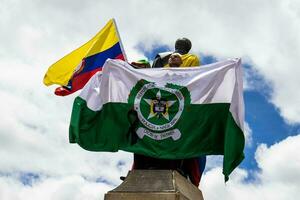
[152,37,200,68]
[130,54,206,187]
[131,59,151,69]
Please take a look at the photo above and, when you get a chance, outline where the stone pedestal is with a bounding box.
[105,170,204,200]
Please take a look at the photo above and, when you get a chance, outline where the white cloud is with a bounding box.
[255,135,300,184]
[201,134,300,200]
[244,122,253,147]
[0,59,132,187]
[2,0,300,123]
[1,0,300,199]
[0,175,112,200]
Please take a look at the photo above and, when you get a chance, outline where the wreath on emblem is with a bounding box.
[127,79,191,141]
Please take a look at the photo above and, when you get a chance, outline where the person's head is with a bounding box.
[175,37,192,55]
[168,53,182,67]
[131,59,150,69]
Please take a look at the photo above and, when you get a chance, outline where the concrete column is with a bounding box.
[105,170,204,200]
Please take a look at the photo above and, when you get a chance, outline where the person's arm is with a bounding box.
[152,52,172,68]
[152,56,164,68]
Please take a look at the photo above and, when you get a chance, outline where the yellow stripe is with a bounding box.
[43,19,119,86]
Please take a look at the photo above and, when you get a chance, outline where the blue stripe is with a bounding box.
[79,42,123,75]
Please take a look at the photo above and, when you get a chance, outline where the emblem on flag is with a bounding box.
[128,80,191,141]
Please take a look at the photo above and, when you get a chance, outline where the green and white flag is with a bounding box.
[69,58,245,181]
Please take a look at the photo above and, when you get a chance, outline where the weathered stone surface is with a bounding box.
[104,170,204,200]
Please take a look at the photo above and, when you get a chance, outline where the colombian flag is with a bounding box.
[43,19,126,96]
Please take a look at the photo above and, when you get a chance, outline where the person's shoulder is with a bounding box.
[181,53,200,67]
[182,53,199,60]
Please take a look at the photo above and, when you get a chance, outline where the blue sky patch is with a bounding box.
[19,172,40,186]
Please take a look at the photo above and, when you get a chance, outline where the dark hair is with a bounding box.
[175,38,192,54]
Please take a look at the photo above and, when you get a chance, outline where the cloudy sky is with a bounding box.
[1,0,300,199]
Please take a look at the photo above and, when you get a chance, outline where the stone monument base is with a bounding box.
[105,170,204,200]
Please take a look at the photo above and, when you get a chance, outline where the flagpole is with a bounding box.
[112,18,128,62]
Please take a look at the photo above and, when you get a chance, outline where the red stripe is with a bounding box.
[71,68,102,91]
[115,53,125,60]
[55,68,102,96]
[54,87,72,96]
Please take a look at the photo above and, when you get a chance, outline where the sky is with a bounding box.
[0,0,300,199]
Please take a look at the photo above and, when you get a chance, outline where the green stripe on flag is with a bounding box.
[69,96,244,180]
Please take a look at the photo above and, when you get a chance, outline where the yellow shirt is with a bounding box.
[180,54,200,67]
